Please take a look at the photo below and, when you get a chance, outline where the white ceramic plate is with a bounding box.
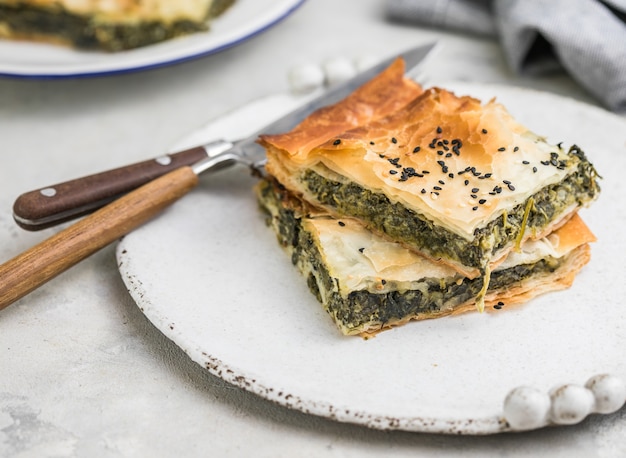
[0,0,304,78]
[117,84,626,434]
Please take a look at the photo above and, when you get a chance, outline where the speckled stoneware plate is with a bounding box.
[0,0,304,78]
[117,83,626,434]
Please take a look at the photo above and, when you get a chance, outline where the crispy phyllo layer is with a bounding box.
[256,178,595,337]
[260,60,601,277]
[0,0,234,50]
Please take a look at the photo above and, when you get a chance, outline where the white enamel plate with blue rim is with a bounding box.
[0,0,305,78]
[116,83,626,434]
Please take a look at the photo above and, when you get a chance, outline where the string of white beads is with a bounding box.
[503,374,625,431]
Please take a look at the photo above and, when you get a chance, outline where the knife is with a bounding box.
[12,43,436,231]
[0,42,435,310]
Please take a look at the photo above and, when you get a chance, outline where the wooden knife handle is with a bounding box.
[0,166,198,311]
[12,146,208,231]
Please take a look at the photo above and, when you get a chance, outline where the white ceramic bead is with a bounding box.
[322,57,357,86]
[503,386,551,430]
[288,63,325,94]
[549,384,595,425]
[585,374,626,414]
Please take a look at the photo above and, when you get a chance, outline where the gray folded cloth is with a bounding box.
[386,0,626,114]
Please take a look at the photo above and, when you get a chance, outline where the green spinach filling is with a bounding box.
[302,145,599,270]
[257,179,571,335]
[0,0,233,50]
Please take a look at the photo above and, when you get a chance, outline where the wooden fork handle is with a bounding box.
[0,166,199,311]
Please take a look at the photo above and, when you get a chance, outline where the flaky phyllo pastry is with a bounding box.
[257,58,601,337]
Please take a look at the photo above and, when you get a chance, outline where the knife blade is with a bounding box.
[12,42,436,231]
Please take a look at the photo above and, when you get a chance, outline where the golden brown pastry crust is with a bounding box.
[260,58,423,165]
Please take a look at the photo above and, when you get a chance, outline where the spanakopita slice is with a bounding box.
[256,178,596,337]
[260,60,601,280]
[0,0,234,50]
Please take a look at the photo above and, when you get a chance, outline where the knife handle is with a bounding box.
[0,166,198,311]
[12,142,222,231]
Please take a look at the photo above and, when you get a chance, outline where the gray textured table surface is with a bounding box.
[1,1,624,456]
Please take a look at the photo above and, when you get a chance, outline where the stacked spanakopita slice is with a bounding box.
[0,0,234,51]
[256,178,596,337]
[256,58,601,337]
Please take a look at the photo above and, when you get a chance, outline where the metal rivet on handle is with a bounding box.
[155,156,172,166]
[40,188,57,197]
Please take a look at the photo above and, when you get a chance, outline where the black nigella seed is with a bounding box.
[437,150,444,156]
[483,173,492,178]
[470,194,478,199]
[421,188,427,194]
[338,221,345,226]
[522,160,530,164]
[479,199,487,204]
[445,153,452,158]
[333,139,341,145]
[379,154,385,158]
[437,126,443,134]
[514,146,519,152]
[381,279,387,285]
[448,173,455,179]
[389,170,398,175]
[434,186,442,191]
[507,184,516,191]
[391,137,397,144]
[503,180,511,185]
[533,167,538,173]
[498,147,506,152]
[482,128,488,134]
[471,187,479,193]
[359,247,365,253]
[438,180,445,185]
[370,141,375,145]
[443,139,449,145]
[413,146,421,153]
[472,206,478,211]
[464,179,469,185]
